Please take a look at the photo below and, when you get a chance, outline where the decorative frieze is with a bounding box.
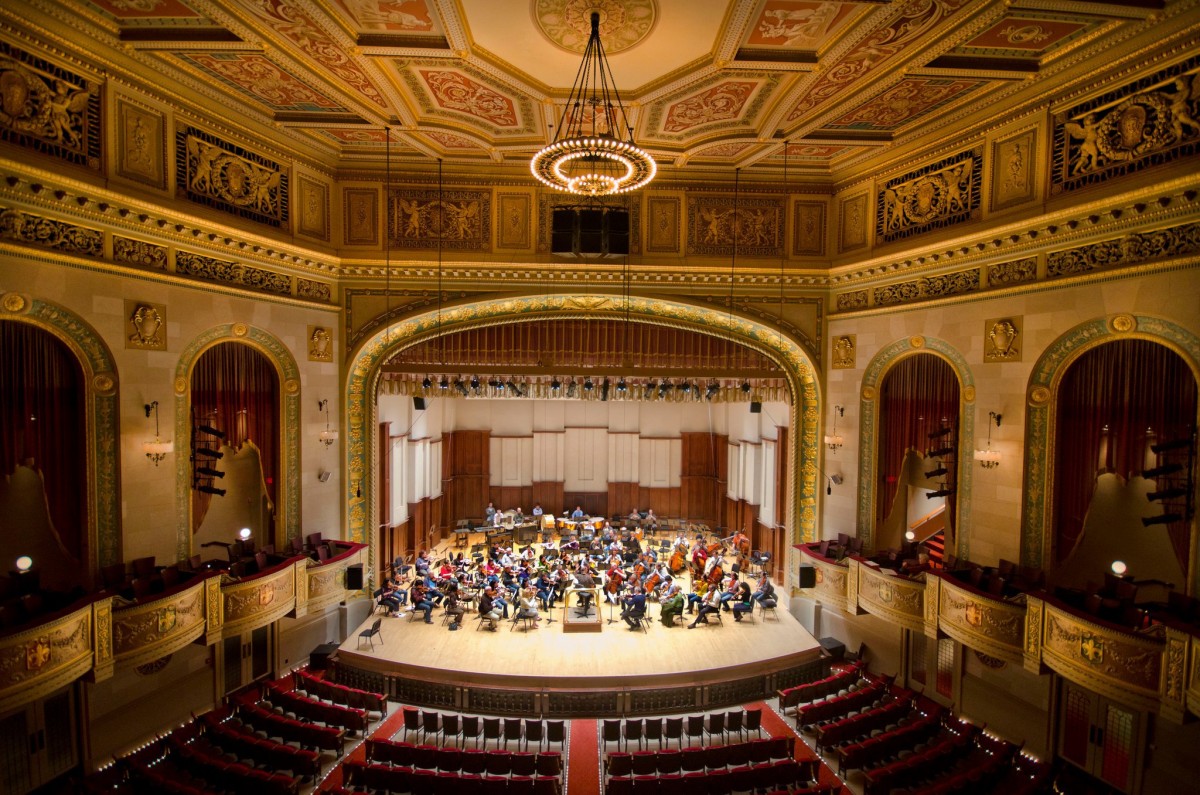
[877,148,981,244]
[1052,56,1200,194]
[686,195,784,257]
[111,581,208,669]
[220,564,297,638]
[836,290,868,311]
[113,236,167,270]
[988,257,1037,287]
[0,602,94,714]
[124,300,167,351]
[936,575,1024,664]
[387,187,490,251]
[176,126,288,227]
[0,207,103,258]
[1047,221,1200,279]
[296,277,331,302]
[0,42,101,169]
[175,250,291,295]
[874,268,980,307]
[852,559,925,632]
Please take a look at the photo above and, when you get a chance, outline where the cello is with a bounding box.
[669,542,688,574]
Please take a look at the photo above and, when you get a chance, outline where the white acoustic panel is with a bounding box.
[429,439,443,498]
[489,437,533,486]
[760,439,776,525]
[727,442,739,499]
[743,440,762,505]
[608,432,639,483]
[638,438,681,487]
[389,436,408,524]
[564,427,607,491]
[533,431,564,481]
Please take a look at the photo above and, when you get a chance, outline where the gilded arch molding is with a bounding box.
[0,291,121,574]
[857,336,977,560]
[173,323,302,561]
[1021,314,1200,583]
[345,294,822,564]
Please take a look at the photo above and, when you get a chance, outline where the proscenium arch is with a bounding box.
[345,293,822,574]
[1022,314,1200,592]
[0,291,121,577]
[857,336,977,560]
[173,323,301,562]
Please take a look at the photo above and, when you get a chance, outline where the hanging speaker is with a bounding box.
[798,565,816,588]
[551,207,630,258]
[750,401,762,413]
[413,396,426,411]
[345,563,364,590]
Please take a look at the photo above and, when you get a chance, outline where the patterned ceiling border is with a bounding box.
[344,294,822,573]
[1019,314,1200,580]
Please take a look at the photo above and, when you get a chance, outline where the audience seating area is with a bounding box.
[599,709,765,752]
[777,660,865,711]
[263,681,369,735]
[343,757,562,795]
[398,707,567,751]
[293,666,388,716]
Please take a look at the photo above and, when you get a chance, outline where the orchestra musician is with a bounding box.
[684,578,709,614]
[621,585,647,629]
[444,582,466,629]
[659,583,685,627]
[478,585,502,631]
[688,582,723,628]
[571,505,585,520]
[517,587,541,624]
[752,574,777,609]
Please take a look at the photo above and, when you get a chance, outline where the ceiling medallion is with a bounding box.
[534,0,657,55]
[531,11,656,197]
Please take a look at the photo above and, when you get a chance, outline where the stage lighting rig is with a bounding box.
[1141,425,1196,528]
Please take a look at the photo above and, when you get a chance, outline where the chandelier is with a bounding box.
[530,12,655,197]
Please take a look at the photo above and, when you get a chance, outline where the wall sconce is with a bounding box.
[317,399,338,447]
[15,555,33,573]
[974,411,1002,469]
[142,400,174,465]
[825,405,845,450]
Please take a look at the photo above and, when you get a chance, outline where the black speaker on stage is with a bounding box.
[750,401,762,413]
[309,642,338,670]
[551,207,629,258]
[345,563,364,590]
[413,396,426,411]
[798,564,816,588]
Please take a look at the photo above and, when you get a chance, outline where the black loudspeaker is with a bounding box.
[345,563,364,590]
[309,642,338,671]
[413,396,426,411]
[551,207,629,258]
[798,565,816,588]
[750,401,762,413]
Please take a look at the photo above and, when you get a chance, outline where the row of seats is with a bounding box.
[238,701,346,753]
[777,661,862,709]
[400,708,566,752]
[600,708,764,751]
[797,679,888,727]
[199,709,321,779]
[342,761,560,795]
[813,694,915,753]
[605,737,799,777]
[263,681,369,735]
[367,740,562,778]
[293,666,388,715]
[606,759,822,795]
[835,709,944,775]
[861,721,978,795]
[165,731,301,795]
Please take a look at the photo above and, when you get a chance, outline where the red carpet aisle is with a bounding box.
[316,703,407,791]
[758,701,852,795]
[567,718,598,795]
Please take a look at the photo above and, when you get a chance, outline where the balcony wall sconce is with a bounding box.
[317,399,338,447]
[142,401,173,465]
[825,405,845,450]
[974,411,1002,469]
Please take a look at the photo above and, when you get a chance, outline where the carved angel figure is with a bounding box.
[446,202,478,239]
[1065,114,1102,175]
[700,207,730,243]
[1169,75,1200,142]
[397,199,422,237]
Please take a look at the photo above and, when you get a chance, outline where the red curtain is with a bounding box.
[0,320,86,561]
[190,342,279,530]
[1053,339,1197,565]
[877,354,960,528]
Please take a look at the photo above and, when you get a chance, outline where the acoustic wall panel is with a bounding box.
[608,432,639,483]
[638,437,680,488]
[760,439,776,526]
[428,439,443,498]
[390,435,408,525]
[564,427,607,491]
[532,431,564,482]
[490,436,533,486]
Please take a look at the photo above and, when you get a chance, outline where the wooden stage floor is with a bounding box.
[337,587,822,693]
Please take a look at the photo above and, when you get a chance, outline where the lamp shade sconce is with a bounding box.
[317,399,338,447]
[975,411,1002,469]
[142,400,173,465]
[825,405,845,450]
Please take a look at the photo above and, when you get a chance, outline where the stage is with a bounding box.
[334,589,826,717]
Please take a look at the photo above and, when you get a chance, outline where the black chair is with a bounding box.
[357,618,382,649]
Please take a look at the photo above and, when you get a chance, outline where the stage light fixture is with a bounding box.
[197,466,225,479]
[928,427,952,439]
[926,488,956,499]
[584,377,594,391]
[551,377,561,391]
[741,381,751,394]
[601,378,610,401]
[705,382,719,400]
[194,447,223,459]
[1144,463,1183,479]
[439,376,449,390]
[925,466,949,478]
[566,379,578,397]
[455,379,469,396]
[198,485,226,497]
[422,376,432,389]
[1147,486,1188,502]
[680,382,691,394]
[470,375,480,390]
[1142,513,1182,527]
[616,378,627,392]
[658,380,670,398]
[928,446,955,458]
[198,424,225,438]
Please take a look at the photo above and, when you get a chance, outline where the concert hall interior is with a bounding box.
[1,0,1199,793]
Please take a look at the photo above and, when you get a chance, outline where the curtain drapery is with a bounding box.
[191,342,279,531]
[0,320,86,561]
[1053,339,1197,566]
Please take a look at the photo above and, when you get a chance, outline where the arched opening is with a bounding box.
[0,319,86,592]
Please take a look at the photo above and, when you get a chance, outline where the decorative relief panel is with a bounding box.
[124,299,167,351]
[1052,57,1200,194]
[308,325,333,361]
[0,42,101,169]
[111,582,207,669]
[877,148,981,244]
[113,237,167,270]
[874,268,980,307]
[114,96,166,189]
[176,127,288,227]
[853,560,924,632]
[388,188,490,251]
[495,192,531,251]
[0,603,93,714]
[990,128,1036,211]
[1041,603,1163,711]
[937,577,1024,663]
[988,257,1037,287]
[686,195,783,257]
[647,196,680,253]
[1188,634,1200,717]
[221,565,296,637]
[296,278,332,302]
[836,291,867,312]
[175,251,291,296]
[538,195,640,254]
[344,187,379,246]
[983,316,1021,363]
[0,208,103,258]
[1047,222,1200,279]
[297,176,329,241]
[831,334,856,369]
[792,200,825,256]
[838,194,867,252]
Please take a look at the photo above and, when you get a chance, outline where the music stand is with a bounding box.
[606,592,621,625]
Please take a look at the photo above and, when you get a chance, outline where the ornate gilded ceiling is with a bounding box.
[18,0,1166,179]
